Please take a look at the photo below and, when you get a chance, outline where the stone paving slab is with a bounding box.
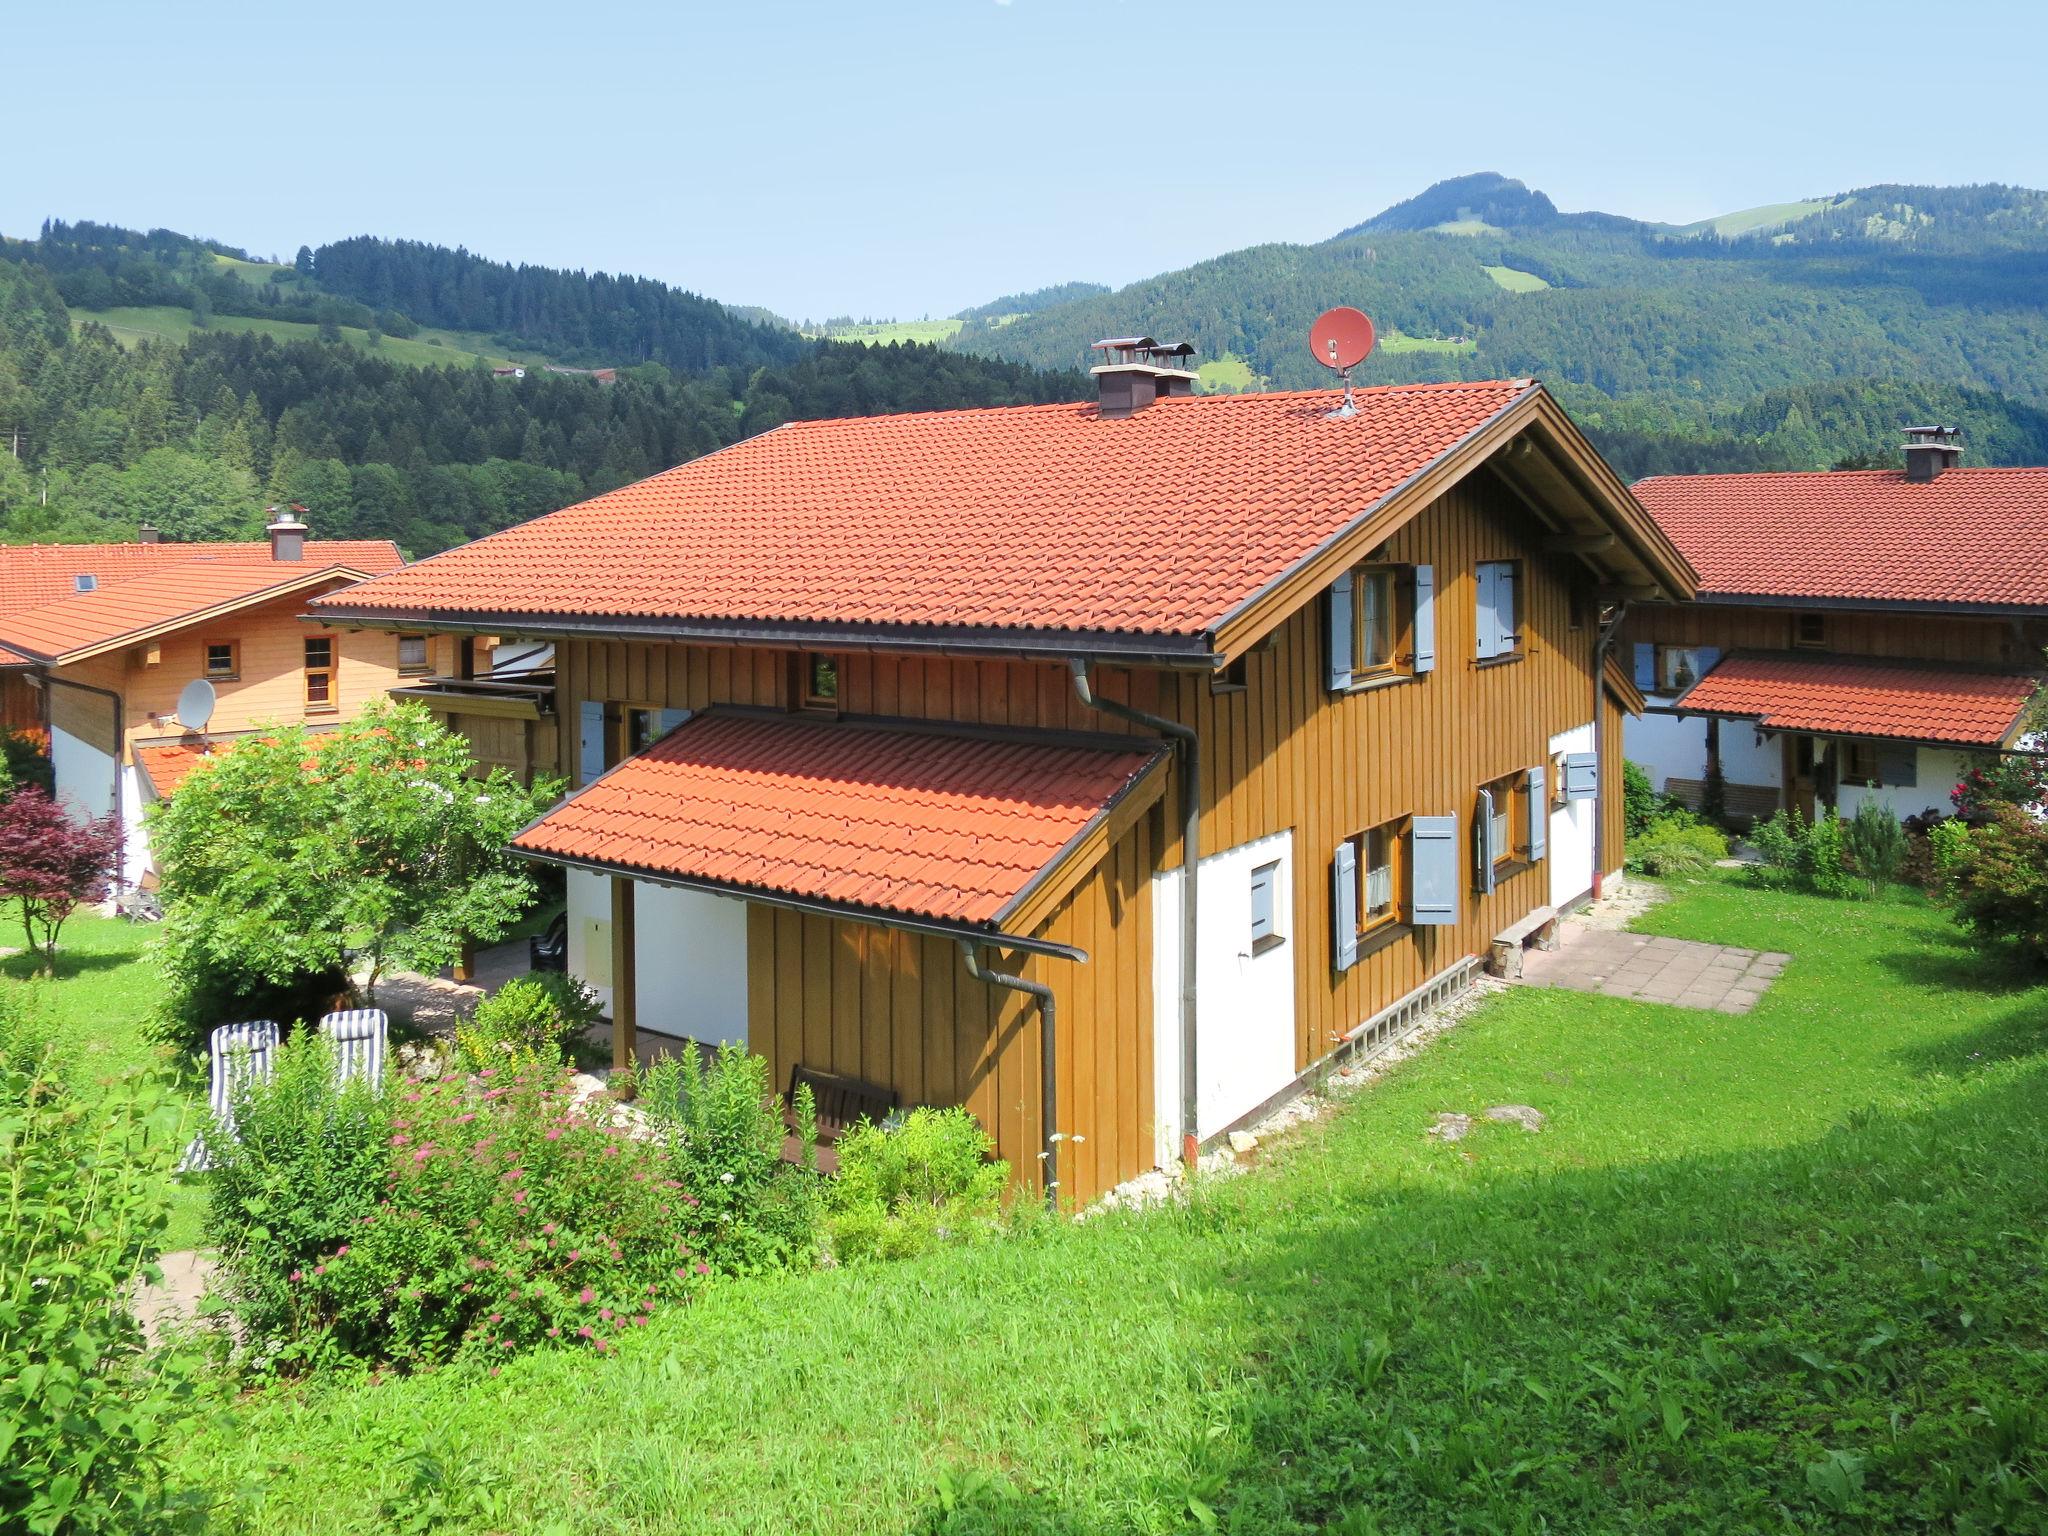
[1517,923,1789,1013]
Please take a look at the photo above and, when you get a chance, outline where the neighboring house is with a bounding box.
[312,356,1695,1203]
[0,515,413,885]
[1620,429,2048,824]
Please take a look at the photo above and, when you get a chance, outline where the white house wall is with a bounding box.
[1625,708,1782,796]
[564,868,749,1046]
[1837,746,1969,823]
[1547,723,1595,908]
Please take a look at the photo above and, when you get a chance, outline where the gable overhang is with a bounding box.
[1206,385,1699,665]
[0,565,375,669]
[1689,591,2048,620]
[1602,653,1648,716]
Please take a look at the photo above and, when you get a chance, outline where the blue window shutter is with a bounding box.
[1331,841,1359,971]
[1563,750,1599,801]
[1876,741,1918,787]
[654,707,692,737]
[1328,571,1354,691]
[1496,564,1517,654]
[1475,564,1499,660]
[577,700,606,787]
[1527,765,1547,861]
[1634,642,1656,690]
[1474,787,1498,894]
[1693,647,1722,685]
[1412,564,1437,674]
[1411,817,1458,926]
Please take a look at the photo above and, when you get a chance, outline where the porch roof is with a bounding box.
[511,710,1170,937]
[1673,652,2039,748]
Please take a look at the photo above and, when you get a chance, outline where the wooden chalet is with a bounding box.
[312,355,1695,1204]
[1620,429,2048,824]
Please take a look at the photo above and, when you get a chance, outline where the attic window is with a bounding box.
[803,653,840,709]
[1793,613,1827,649]
[74,574,97,593]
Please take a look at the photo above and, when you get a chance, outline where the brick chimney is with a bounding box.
[137,524,161,544]
[1903,424,1962,483]
[1090,337,1198,419]
[266,504,309,562]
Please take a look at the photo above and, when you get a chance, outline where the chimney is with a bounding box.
[1902,424,1963,483]
[1089,337,1199,419]
[265,504,309,562]
[137,524,160,544]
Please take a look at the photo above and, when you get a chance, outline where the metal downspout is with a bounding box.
[1591,603,1628,902]
[959,941,1061,1206]
[1068,658,1201,1168]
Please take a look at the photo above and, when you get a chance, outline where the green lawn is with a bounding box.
[1195,353,1262,393]
[1669,199,1839,240]
[166,875,2048,1533]
[1482,263,1551,293]
[72,305,521,371]
[816,318,964,347]
[1379,330,1478,356]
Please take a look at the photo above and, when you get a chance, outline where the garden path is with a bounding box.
[1518,918,1788,1013]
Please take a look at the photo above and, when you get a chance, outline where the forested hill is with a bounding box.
[950,176,2048,474]
[0,227,1085,555]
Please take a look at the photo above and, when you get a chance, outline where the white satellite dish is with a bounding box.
[174,677,217,733]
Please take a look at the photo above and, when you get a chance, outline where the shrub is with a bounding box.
[1806,813,1861,899]
[1952,753,2048,820]
[827,1107,1009,1263]
[1844,800,1907,896]
[1926,817,1976,896]
[0,785,122,976]
[1944,806,2048,961]
[0,725,53,800]
[640,1044,821,1275]
[203,1032,390,1364]
[1748,808,1810,890]
[455,973,601,1071]
[1625,814,1727,878]
[1621,760,1663,839]
[1,994,209,1533]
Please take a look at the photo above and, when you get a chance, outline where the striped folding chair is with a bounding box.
[319,1008,389,1089]
[178,1020,280,1173]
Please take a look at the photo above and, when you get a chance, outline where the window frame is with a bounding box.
[396,633,431,675]
[203,640,240,682]
[1349,815,1410,940]
[303,635,336,712]
[1475,559,1523,663]
[1248,859,1283,953]
[1480,769,1528,868]
[1841,740,1881,787]
[802,652,841,711]
[1350,564,1410,680]
[1793,612,1828,650]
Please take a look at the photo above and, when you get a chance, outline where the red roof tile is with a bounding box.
[1678,653,2038,746]
[313,383,1536,640]
[512,712,1169,927]
[0,560,380,665]
[1632,467,2048,608]
[136,743,220,799]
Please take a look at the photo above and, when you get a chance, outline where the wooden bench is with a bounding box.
[782,1063,898,1174]
[1487,904,1559,980]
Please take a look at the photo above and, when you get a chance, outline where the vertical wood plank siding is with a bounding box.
[551,471,1606,1203]
[1620,601,2037,667]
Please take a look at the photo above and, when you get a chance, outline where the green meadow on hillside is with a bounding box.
[72,305,524,370]
[820,318,965,347]
[167,875,2048,1533]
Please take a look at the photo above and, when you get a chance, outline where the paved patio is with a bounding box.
[1518,923,1789,1013]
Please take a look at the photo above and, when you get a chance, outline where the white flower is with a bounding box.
[719,1171,735,1184]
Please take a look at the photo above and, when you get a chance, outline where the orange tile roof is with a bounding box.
[313,382,1536,642]
[512,712,1169,927]
[0,559,380,665]
[1632,467,2048,609]
[0,540,401,667]
[135,743,221,799]
[1677,653,2038,747]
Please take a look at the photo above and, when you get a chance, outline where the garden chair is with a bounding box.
[783,1063,898,1175]
[178,1019,280,1173]
[318,1007,389,1088]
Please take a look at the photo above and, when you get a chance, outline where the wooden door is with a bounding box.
[1782,734,1818,820]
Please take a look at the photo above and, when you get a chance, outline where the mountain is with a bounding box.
[949,177,2048,476]
[954,281,1110,322]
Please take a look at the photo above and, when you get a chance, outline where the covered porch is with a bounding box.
[512,708,1171,1203]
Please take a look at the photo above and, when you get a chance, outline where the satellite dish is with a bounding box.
[174,678,216,734]
[1309,306,1377,419]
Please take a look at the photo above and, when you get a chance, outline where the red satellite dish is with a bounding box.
[1309,306,1376,372]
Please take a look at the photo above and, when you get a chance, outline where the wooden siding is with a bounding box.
[0,671,38,733]
[435,708,559,785]
[1621,601,2038,668]
[554,470,1608,1202]
[1601,689,1627,885]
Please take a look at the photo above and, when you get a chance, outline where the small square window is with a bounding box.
[1842,741,1880,786]
[804,653,840,708]
[1794,613,1827,649]
[1655,645,1702,692]
[397,634,430,673]
[204,642,238,680]
[1249,860,1282,950]
[74,573,97,593]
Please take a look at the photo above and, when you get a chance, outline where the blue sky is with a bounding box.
[11,1,2045,321]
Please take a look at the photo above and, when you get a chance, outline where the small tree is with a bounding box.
[0,787,120,975]
[1844,800,1906,896]
[151,701,557,1036]
[1945,806,2048,961]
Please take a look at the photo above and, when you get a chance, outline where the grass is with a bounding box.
[1379,331,1477,355]
[1430,218,1504,236]
[72,305,521,371]
[165,874,2048,1532]
[1482,263,1551,293]
[1663,199,1840,240]
[816,319,964,347]
[209,253,296,287]
[1195,353,1262,393]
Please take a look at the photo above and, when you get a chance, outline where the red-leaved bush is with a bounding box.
[0,786,120,974]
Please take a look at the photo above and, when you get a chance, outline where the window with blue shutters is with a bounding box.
[1875,741,1918,788]
[577,699,607,787]
[1562,751,1599,801]
[1410,816,1458,926]
[1475,560,1521,660]
[1327,564,1433,691]
[1333,817,1410,968]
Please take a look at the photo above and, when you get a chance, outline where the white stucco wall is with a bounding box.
[565,867,615,1011]
[564,869,750,1045]
[120,765,152,888]
[1624,708,1783,796]
[1837,746,1969,823]
[1151,829,1297,1164]
[1547,723,1595,908]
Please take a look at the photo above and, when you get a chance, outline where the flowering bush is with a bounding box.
[1952,753,2048,820]
[454,972,601,1071]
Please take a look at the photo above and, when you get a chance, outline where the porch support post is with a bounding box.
[610,876,637,1073]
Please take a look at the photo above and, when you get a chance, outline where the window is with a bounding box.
[803,653,840,709]
[1328,564,1436,689]
[1794,612,1828,649]
[1211,654,1250,694]
[1479,770,1528,868]
[1655,645,1703,692]
[1475,560,1520,660]
[304,636,335,710]
[1842,741,1880,787]
[397,634,430,674]
[1248,860,1282,952]
[204,641,239,681]
[74,573,97,593]
[1337,816,1408,948]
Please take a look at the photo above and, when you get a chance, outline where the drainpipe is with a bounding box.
[1068,658,1200,1168]
[1591,602,1628,902]
[960,941,1061,1206]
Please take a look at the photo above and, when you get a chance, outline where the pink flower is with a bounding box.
[547,1327,560,1338]
[568,1249,581,1262]
[489,1312,502,1324]
[541,1223,557,1235]
[290,1270,303,1283]
[390,1134,410,1147]
[577,1325,593,1338]
[335,1244,350,1257]
[313,1265,327,1276]
[694,1263,709,1276]
[579,1287,594,1304]
[490,1366,501,1377]
[413,1149,431,1164]
[600,1308,613,1322]
[512,1190,529,1205]
[632,1314,648,1327]
[544,1128,563,1141]
[594,1338,609,1354]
